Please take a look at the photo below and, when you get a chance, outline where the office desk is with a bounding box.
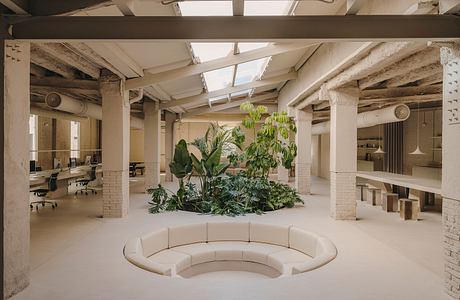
[30,165,102,198]
[356,171,441,211]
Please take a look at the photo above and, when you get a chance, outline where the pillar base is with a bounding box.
[144,162,160,192]
[330,172,356,220]
[296,162,311,195]
[103,170,129,218]
[443,197,460,299]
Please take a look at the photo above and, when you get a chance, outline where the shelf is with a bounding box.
[432,148,442,151]
[358,147,378,150]
[431,136,442,139]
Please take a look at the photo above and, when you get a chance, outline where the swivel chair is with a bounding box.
[30,172,59,211]
[75,166,98,195]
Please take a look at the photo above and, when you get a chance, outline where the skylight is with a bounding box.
[203,66,235,92]
[179,1,294,107]
[178,1,232,16]
[245,1,294,16]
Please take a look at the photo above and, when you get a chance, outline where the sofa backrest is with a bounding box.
[289,227,318,257]
[207,222,250,242]
[141,228,169,257]
[169,223,207,248]
[249,222,291,247]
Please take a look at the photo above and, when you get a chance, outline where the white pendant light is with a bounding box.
[374,124,385,154]
[409,101,426,155]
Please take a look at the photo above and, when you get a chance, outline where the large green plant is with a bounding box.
[169,139,193,207]
[240,102,297,178]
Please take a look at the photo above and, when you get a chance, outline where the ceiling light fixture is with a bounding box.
[409,101,426,155]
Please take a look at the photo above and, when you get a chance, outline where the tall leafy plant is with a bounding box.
[169,139,193,207]
[240,102,297,178]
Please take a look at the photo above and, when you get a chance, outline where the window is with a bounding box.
[70,121,80,159]
[29,114,38,161]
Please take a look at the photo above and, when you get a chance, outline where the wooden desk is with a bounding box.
[30,165,102,198]
[356,171,441,212]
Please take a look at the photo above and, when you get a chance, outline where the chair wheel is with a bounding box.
[95,191,97,194]
[42,203,45,207]
[55,203,57,207]
[52,204,55,209]
[85,192,88,195]
[35,205,39,211]
[75,192,77,195]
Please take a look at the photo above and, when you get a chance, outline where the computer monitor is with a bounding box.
[69,157,77,169]
[85,155,92,165]
[30,160,36,173]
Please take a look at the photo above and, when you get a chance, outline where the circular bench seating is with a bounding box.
[124,222,337,277]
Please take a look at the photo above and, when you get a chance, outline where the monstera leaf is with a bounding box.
[169,139,192,179]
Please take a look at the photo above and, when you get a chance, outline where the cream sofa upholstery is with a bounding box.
[124,222,337,277]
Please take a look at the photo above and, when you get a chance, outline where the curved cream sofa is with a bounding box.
[124,222,337,277]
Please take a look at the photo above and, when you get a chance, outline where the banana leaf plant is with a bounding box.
[169,139,193,206]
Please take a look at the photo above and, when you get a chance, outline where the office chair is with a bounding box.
[75,166,97,195]
[30,172,59,211]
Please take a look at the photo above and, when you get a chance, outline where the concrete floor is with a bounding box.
[13,176,448,300]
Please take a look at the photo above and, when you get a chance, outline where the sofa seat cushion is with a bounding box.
[207,241,248,261]
[243,242,286,265]
[149,250,191,275]
[173,243,215,265]
[267,249,312,275]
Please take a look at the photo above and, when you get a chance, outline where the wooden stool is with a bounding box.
[382,192,398,212]
[356,183,367,201]
[366,187,381,206]
[399,198,418,220]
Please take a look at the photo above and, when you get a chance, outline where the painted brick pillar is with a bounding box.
[328,87,359,220]
[143,100,161,191]
[164,111,175,182]
[295,108,313,194]
[3,41,31,298]
[100,72,130,218]
[440,43,460,299]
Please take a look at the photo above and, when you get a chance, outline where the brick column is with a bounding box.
[3,41,31,298]
[100,72,130,218]
[440,43,460,299]
[295,108,313,194]
[164,111,175,182]
[328,87,359,220]
[144,101,161,191]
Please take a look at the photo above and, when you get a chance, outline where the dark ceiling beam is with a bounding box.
[1,0,110,16]
[7,15,460,41]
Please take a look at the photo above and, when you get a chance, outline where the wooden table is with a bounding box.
[356,171,442,212]
[30,165,102,198]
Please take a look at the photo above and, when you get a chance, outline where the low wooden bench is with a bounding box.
[382,192,398,212]
[399,198,419,220]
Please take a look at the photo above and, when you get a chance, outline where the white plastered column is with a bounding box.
[164,111,175,182]
[144,101,161,191]
[3,41,31,298]
[440,43,460,299]
[100,72,130,218]
[295,108,313,194]
[328,87,359,220]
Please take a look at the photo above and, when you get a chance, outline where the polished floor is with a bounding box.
[14,176,448,300]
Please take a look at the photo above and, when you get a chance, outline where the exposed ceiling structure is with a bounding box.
[1,0,455,124]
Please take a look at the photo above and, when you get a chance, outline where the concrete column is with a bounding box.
[144,101,161,191]
[100,72,130,218]
[295,109,313,194]
[440,44,460,299]
[311,135,321,177]
[328,87,359,220]
[3,41,31,298]
[164,111,176,182]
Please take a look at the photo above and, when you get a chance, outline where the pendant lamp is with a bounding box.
[409,102,426,155]
[374,123,385,154]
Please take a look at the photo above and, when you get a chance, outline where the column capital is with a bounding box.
[295,108,313,122]
[99,71,124,96]
[429,42,460,65]
[320,83,360,107]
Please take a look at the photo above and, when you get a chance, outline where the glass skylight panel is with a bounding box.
[203,66,235,92]
[190,43,233,63]
[238,43,269,53]
[178,1,232,16]
[245,1,293,16]
[234,58,269,86]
